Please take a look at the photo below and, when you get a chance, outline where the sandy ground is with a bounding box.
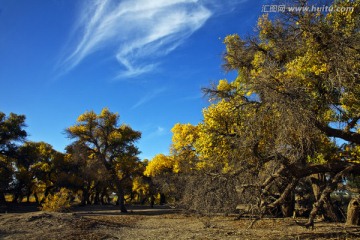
[1,205,360,239]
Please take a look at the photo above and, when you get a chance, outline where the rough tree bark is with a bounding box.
[281,191,295,217]
[306,166,356,227]
[346,197,360,226]
[310,173,342,222]
[310,173,326,201]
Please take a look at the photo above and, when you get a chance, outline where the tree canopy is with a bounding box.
[0,112,27,204]
[145,0,360,225]
[66,108,141,212]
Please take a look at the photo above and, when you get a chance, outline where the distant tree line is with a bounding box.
[0,109,153,212]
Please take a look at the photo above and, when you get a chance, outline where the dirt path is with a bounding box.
[1,205,360,239]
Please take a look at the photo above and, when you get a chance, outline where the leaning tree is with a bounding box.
[203,0,360,226]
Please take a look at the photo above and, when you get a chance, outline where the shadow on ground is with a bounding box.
[72,204,180,217]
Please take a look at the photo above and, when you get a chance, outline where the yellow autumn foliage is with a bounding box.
[144,154,174,177]
[41,188,72,212]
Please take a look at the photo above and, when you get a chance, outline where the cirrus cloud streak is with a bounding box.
[58,0,212,78]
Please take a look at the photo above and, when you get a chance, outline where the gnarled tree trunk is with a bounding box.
[306,166,355,227]
[346,197,360,226]
[310,173,326,201]
[281,191,295,217]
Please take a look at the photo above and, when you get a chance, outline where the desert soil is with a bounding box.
[0,205,360,240]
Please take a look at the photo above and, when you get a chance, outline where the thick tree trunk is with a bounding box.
[150,195,155,208]
[267,178,298,217]
[307,190,342,227]
[111,168,127,212]
[0,192,6,204]
[310,174,325,201]
[306,167,354,227]
[323,193,342,222]
[94,190,100,205]
[12,192,19,203]
[81,189,89,206]
[310,174,342,222]
[100,189,108,205]
[160,193,166,205]
[346,197,360,226]
[113,178,127,212]
[106,194,110,204]
[0,192,7,213]
[281,192,295,217]
[34,193,40,204]
[27,192,31,203]
[118,189,127,213]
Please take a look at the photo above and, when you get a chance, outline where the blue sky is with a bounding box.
[0,0,265,160]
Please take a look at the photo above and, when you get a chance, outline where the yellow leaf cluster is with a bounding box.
[217,79,232,92]
[144,154,174,177]
[41,188,72,212]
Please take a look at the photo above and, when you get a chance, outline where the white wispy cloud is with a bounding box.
[156,126,165,135]
[146,126,168,139]
[132,87,167,109]
[58,0,213,78]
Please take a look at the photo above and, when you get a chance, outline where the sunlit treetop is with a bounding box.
[144,154,174,177]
